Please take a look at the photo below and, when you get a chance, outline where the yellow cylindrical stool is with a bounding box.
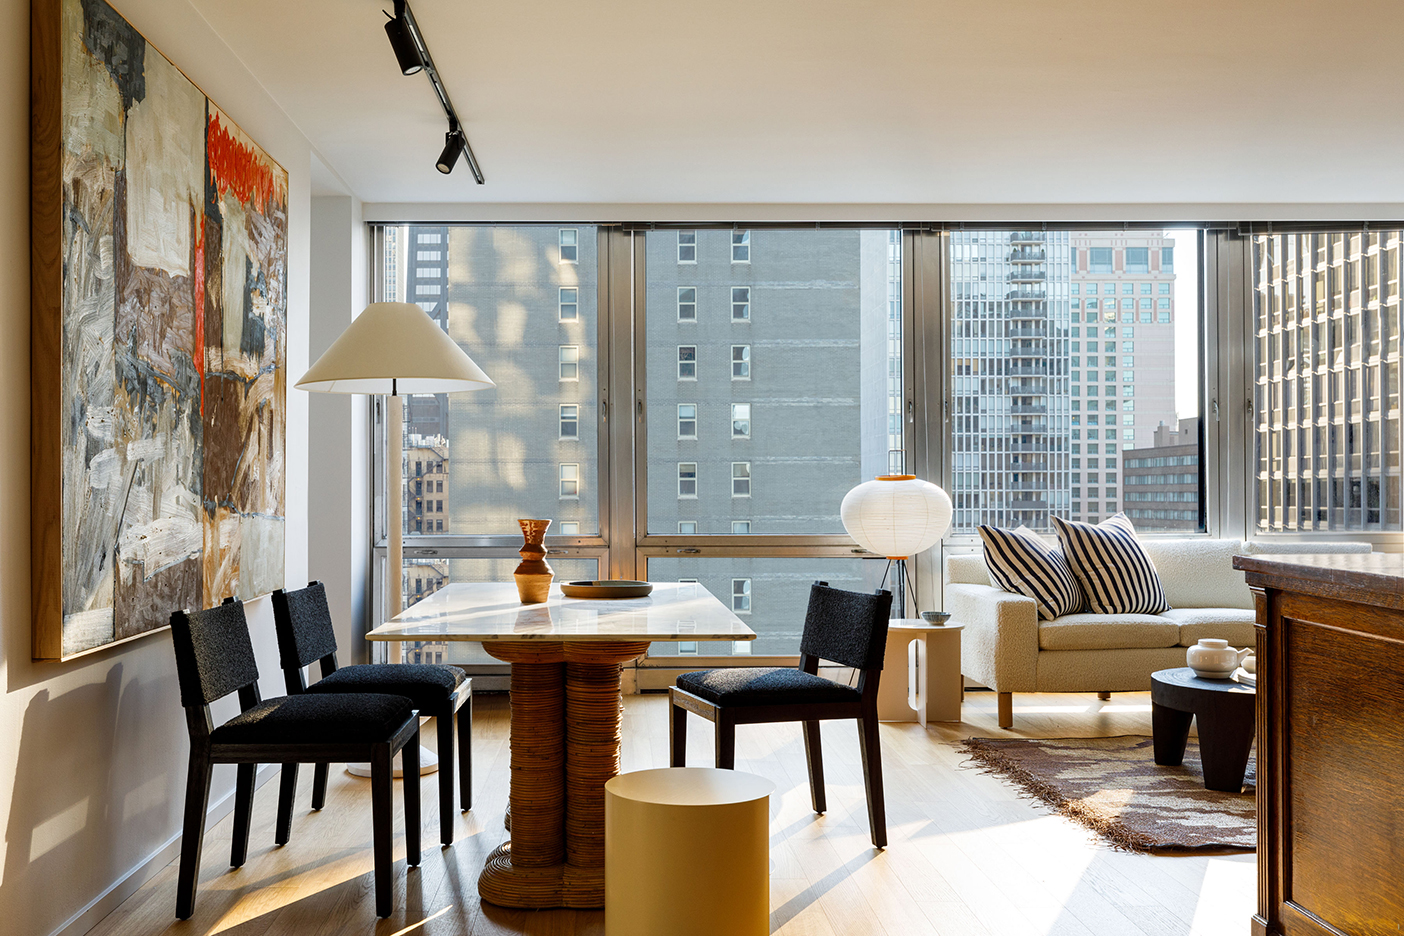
[604,767,773,936]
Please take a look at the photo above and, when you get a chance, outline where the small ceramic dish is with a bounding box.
[920,611,952,625]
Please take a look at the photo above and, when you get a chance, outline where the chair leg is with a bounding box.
[402,731,421,867]
[436,711,455,845]
[802,720,826,814]
[714,713,736,770]
[371,744,394,918]
[275,763,298,845]
[176,754,213,920]
[856,711,887,849]
[231,763,256,867]
[458,693,472,811]
[669,698,688,767]
[997,692,1014,729]
[311,763,329,810]
[1097,691,1112,701]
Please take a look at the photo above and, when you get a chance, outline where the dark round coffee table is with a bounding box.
[1150,667,1256,793]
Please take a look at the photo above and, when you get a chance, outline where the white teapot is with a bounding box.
[1186,638,1252,679]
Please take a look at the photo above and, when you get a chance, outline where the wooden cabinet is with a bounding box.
[1232,553,1404,936]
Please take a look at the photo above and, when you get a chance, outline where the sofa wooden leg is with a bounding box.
[1097,691,1111,701]
[997,692,1013,729]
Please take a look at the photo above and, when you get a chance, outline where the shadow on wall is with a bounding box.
[1,661,187,933]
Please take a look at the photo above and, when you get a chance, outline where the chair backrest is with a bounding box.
[798,582,893,672]
[170,599,260,709]
[272,581,339,673]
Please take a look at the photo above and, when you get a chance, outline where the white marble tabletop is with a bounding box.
[366,581,757,643]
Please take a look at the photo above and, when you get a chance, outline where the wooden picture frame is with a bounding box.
[31,0,288,661]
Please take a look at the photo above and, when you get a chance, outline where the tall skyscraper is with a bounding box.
[949,231,1074,533]
[1069,232,1178,524]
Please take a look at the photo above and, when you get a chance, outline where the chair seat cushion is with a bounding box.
[306,664,466,709]
[1038,612,1181,651]
[676,667,861,706]
[211,693,416,746]
[1163,607,1257,647]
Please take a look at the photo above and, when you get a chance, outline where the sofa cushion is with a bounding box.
[1163,607,1257,648]
[1141,539,1251,610]
[945,554,992,586]
[1038,612,1181,651]
[1053,513,1171,615]
[979,525,1085,621]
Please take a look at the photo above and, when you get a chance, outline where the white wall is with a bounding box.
[0,1,311,933]
[309,192,370,658]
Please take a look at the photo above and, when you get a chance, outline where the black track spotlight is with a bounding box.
[383,0,485,183]
[436,129,465,174]
[384,1,425,75]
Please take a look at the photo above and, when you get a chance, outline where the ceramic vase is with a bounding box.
[513,519,553,604]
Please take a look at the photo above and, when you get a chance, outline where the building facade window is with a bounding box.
[678,231,696,263]
[559,345,579,380]
[559,463,579,498]
[678,286,696,321]
[677,345,696,379]
[678,521,698,534]
[732,230,750,263]
[731,462,751,497]
[559,228,578,264]
[731,520,751,534]
[559,286,578,321]
[731,286,750,322]
[559,521,580,535]
[678,403,697,439]
[1090,247,1113,273]
[731,403,751,438]
[732,345,751,379]
[1126,247,1150,273]
[732,578,751,613]
[1253,230,1402,532]
[560,404,578,439]
[678,463,697,498]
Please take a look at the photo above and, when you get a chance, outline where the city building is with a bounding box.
[405,435,450,535]
[1123,417,1202,531]
[1069,232,1179,525]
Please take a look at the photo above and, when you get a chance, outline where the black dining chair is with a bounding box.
[272,581,471,846]
[170,597,420,919]
[669,581,893,848]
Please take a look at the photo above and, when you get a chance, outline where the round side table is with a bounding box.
[1150,666,1256,792]
[604,767,772,936]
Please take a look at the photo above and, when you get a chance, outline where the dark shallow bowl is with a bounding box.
[920,610,952,625]
[560,580,654,599]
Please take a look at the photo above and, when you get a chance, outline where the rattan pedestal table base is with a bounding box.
[366,581,756,910]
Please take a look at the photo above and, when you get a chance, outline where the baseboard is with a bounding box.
[51,763,281,936]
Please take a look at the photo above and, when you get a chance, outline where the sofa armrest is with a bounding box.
[948,583,1040,694]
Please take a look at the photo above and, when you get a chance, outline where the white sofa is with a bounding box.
[945,538,1371,727]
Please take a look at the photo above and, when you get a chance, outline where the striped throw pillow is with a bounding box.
[978,525,1085,621]
[1052,513,1170,615]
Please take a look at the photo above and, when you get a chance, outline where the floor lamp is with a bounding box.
[840,474,953,618]
[297,301,494,771]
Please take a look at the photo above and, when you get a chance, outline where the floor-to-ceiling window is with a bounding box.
[365,223,1400,673]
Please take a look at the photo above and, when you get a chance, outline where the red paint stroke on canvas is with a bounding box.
[194,214,206,416]
[207,113,283,214]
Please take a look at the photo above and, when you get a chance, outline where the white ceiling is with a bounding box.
[190,0,1404,210]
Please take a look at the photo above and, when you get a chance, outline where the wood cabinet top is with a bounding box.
[1232,552,1403,611]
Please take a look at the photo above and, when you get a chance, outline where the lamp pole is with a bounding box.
[387,382,403,661]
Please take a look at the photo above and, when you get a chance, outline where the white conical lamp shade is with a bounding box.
[840,474,953,559]
[296,302,494,394]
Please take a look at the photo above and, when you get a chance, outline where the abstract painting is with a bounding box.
[31,0,287,660]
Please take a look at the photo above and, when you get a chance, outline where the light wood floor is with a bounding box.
[90,690,1255,936]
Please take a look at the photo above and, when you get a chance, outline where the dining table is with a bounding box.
[365,581,756,909]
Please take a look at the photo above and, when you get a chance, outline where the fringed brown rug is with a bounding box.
[960,735,1255,852]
